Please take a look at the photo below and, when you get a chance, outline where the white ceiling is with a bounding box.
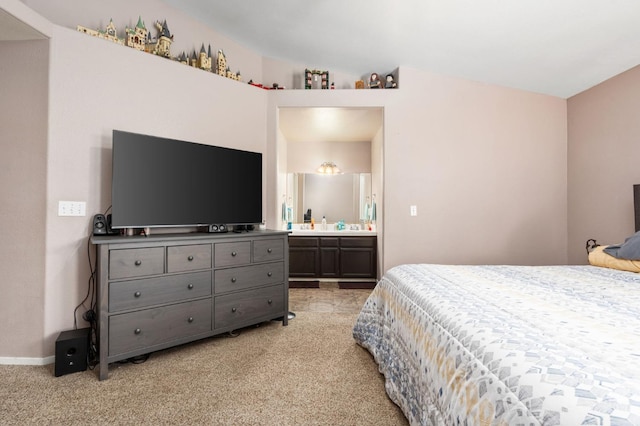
[161,0,640,99]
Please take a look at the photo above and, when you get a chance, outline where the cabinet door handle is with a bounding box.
[231,251,237,257]
[267,248,273,253]
[267,299,273,304]
[187,284,194,290]
[187,255,194,261]
[231,307,237,313]
[188,317,194,323]
[134,328,141,335]
[267,272,273,277]
[231,277,237,283]
[134,291,141,298]
[134,260,142,266]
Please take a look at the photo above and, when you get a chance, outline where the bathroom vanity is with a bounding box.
[288,231,377,288]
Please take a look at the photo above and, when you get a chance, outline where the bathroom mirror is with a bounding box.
[287,173,372,224]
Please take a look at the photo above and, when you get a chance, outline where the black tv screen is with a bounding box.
[111,130,262,229]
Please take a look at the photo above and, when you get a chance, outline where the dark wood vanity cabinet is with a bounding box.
[289,237,319,278]
[289,235,377,288]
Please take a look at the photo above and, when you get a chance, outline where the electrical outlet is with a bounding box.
[410,205,417,216]
[58,201,86,217]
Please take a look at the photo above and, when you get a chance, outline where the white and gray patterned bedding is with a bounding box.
[353,264,640,425]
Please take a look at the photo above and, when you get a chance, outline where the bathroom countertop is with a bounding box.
[289,229,377,237]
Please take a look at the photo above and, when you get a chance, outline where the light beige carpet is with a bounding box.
[0,312,407,425]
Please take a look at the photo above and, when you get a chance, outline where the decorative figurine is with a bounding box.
[304,69,330,89]
[355,80,365,89]
[368,72,382,89]
[385,73,397,89]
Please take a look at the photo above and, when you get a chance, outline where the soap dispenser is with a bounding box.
[321,216,327,230]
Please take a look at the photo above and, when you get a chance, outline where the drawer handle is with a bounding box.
[231,277,237,283]
[267,272,273,277]
[231,307,237,313]
[134,328,141,335]
[134,260,142,266]
[134,291,141,298]
[188,255,194,261]
[267,299,273,304]
[231,251,237,257]
[267,248,273,253]
[188,317,194,323]
[187,283,194,290]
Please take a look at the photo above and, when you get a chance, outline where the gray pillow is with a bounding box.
[603,231,640,260]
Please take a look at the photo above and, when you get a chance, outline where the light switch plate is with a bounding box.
[58,201,86,217]
[410,205,417,216]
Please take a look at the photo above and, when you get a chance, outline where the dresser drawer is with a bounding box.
[167,244,212,273]
[214,284,284,330]
[214,241,251,267]
[109,271,212,312]
[108,299,212,356]
[214,262,284,294]
[110,247,165,279]
[253,238,285,263]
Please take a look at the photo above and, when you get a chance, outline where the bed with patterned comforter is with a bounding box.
[353,264,640,425]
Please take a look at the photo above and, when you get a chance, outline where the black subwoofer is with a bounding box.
[54,328,89,377]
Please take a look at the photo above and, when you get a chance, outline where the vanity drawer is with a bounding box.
[214,284,284,330]
[167,244,212,273]
[340,236,376,248]
[110,247,165,279]
[214,241,251,267]
[109,271,212,312]
[108,299,212,356]
[214,262,284,294]
[288,237,318,247]
[253,238,285,262]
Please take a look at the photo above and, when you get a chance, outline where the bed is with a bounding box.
[353,263,640,425]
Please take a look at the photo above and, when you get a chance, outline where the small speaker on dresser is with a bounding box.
[54,328,90,377]
[208,224,227,233]
[92,214,107,235]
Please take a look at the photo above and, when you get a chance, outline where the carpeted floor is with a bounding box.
[0,311,407,425]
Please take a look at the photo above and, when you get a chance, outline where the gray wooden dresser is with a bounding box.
[91,230,289,380]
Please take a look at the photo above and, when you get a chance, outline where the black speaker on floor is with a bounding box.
[54,328,89,377]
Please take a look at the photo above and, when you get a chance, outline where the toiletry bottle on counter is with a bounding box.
[321,216,327,230]
[311,218,315,230]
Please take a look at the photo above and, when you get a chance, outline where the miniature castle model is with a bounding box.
[78,16,244,84]
[197,44,213,72]
[125,16,148,51]
[217,50,242,81]
[152,20,173,58]
[77,19,124,46]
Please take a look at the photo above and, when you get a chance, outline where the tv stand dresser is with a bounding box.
[91,230,289,380]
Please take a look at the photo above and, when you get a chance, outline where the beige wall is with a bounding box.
[567,65,640,264]
[287,140,372,174]
[383,68,568,268]
[39,26,268,358]
[3,1,571,361]
[0,39,49,359]
[270,69,568,270]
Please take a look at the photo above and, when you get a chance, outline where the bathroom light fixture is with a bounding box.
[317,161,341,175]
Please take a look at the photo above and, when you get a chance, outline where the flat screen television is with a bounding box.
[111,130,262,229]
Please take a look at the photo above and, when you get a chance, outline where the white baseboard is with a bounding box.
[0,356,55,366]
